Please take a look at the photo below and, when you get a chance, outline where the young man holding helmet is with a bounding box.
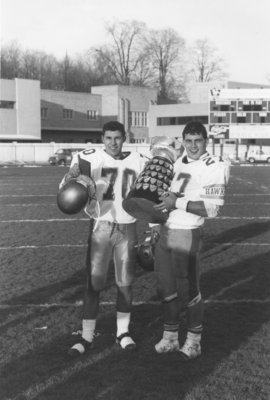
[60,121,148,356]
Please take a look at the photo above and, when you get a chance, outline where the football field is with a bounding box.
[0,165,270,400]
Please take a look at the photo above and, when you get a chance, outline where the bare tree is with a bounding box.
[95,19,147,85]
[1,41,22,79]
[38,53,61,89]
[144,28,185,102]
[87,48,119,85]
[131,52,157,86]
[188,38,227,82]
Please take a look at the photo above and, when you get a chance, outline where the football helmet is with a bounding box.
[136,228,160,271]
[57,179,90,215]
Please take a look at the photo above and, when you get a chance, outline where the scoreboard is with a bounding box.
[209,88,270,139]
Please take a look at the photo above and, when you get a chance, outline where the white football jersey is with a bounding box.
[71,148,147,223]
[167,152,230,229]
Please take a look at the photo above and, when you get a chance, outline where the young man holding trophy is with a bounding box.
[153,121,230,360]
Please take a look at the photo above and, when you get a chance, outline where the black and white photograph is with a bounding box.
[1,0,270,399]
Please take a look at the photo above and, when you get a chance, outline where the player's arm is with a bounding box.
[166,160,229,217]
[154,192,220,218]
[59,153,95,197]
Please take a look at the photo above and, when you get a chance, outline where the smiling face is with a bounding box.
[102,130,126,159]
[183,133,208,160]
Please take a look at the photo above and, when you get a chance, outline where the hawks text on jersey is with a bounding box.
[167,153,230,229]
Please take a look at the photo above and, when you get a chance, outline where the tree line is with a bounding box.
[1,19,228,103]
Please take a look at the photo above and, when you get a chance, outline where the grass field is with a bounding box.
[0,165,270,400]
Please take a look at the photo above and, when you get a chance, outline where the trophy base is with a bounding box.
[122,197,168,223]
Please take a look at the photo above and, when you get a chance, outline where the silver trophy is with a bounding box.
[122,137,177,223]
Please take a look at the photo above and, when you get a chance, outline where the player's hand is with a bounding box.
[153,191,177,212]
[60,163,81,188]
[76,175,96,198]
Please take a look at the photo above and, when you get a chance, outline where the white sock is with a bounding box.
[116,312,131,337]
[187,331,201,344]
[163,330,179,341]
[82,319,96,343]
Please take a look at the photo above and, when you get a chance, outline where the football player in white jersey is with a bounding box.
[60,121,147,356]
[153,121,230,359]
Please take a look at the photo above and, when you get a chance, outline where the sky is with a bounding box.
[1,0,270,84]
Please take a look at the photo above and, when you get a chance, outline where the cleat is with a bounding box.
[68,337,93,357]
[116,332,136,351]
[155,331,179,354]
[179,341,201,360]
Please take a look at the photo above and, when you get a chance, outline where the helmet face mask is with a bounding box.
[136,229,160,272]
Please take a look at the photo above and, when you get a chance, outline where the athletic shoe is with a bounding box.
[67,337,93,357]
[179,340,201,360]
[116,332,136,351]
[155,331,179,354]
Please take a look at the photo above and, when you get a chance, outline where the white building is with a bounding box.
[0,78,157,144]
[0,79,41,141]
[1,78,270,149]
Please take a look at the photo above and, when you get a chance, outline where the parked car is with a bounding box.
[246,150,270,164]
[48,148,84,166]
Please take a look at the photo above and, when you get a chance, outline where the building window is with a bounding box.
[210,112,230,124]
[157,116,208,126]
[253,112,268,123]
[130,111,147,127]
[210,100,235,112]
[87,110,98,120]
[130,138,145,143]
[41,107,48,119]
[237,116,246,123]
[243,101,264,112]
[0,101,15,109]
[63,108,73,120]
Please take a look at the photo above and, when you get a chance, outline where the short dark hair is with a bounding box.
[102,121,126,137]
[182,121,208,139]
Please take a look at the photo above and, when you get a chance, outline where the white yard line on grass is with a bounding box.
[3,203,56,207]
[217,216,270,220]
[0,242,269,250]
[0,218,88,223]
[226,193,270,196]
[1,298,270,311]
[95,383,120,400]
[0,194,56,197]
[205,277,253,301]
[0,244,87,250]
[1,193,270,198]
[225,202,270,205]
[204,242,270,246]
[1,216,270,224]
[2,202,270,207]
